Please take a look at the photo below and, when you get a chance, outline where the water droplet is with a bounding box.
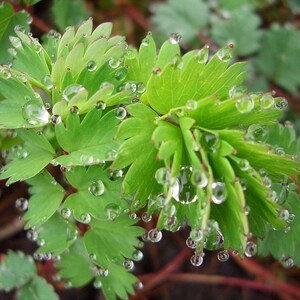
[106,149,117,160]
[125,82,137,93]
[195,45,209,64]
[190,229,203,242]
[44,253,52,261]
[137,82,146,94]
[172,166,198,204]
[61,208,71,219]
[169,33,181,45]
[22,100,49,125]
[123,259,134,270]
[99,267,109,277]
[141,212,152,222]
[9,36,22,48]
[202,133,219,152]
[80,213,91,224]
[278,209,290,221]
[191,169,208,188]
[134,281,144,290]
[51,114,62,125]
[53,255,61,262]
[80,155,94,165]
[172,55,184,69]
[132,250,143,261]
[243,205,250,215]
[142,38,149,46]
[63,84,85,101]
[48,30,61,40]
[148,229,162,242]
[275,98,288,110]
[89,253,97,261]
[27,229,38,241]
[109,57,121,68]
[247,124,268,143]
[190,254,203,267]
[26,14,33,24]
[42,75,53,89]
[239,159,250,171]
[186,100,198,110]
[236,96,254,114]
[70,106,79,115]
[155,167,170,185]
[259,95,274,110]
[115,107,127,120]
[99,81,112,89]
[217,250,229,262]
[89,180,105,196]
[275,147,285,156]
[280,256,294,268]
[14,24,26,33]
[93,279,102,289]
[217,48,232,62]
[15,197,28,211]
[186,237,197,249]
[229,85,247,98]
[87,60,97,72]
[245,241,257,257]
[105,203,121,220]
[109,169,123,180]
[262,176,272,188]
[33,252,44,261]
[0,68,11,79]
[115,67,127,81]
[211,182,227,204]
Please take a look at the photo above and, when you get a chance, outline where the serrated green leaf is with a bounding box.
[151,0,209,43]
[255,24,300,93]
[52,0,89,31]
[0,251,36,291]
[0,129,55,185]
[18,276,58,300]
[211,7,262,56]
[62,165,128,220]
[84,216,144,267]
[23,171,65,228]
[258,189,300,265]
[56,238,94,286]
[0,2,29,64]
[35,213,78,255]
[54,109,120,167]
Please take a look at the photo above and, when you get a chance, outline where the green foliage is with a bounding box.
[0,2,30,64]
[0,9,300,300]
[52,0,89,31]
[0,251,58,299]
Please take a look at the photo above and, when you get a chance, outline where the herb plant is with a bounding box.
[0,6,300,300]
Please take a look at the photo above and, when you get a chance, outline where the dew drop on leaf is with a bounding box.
[191,169,208,188]
[27,229,38,241]
[172,166,198,204]
[15,197,28,211]
[201,133,219,152]
[141,212,152,222]
[22,100,49,125]
[125,82,137,93]
[168,32,181,45]
[235,96,254,114]
[42,75,53,89]
[9,36,22,48]
[186,237,197,249]
[63,84,85,101]
[109,169,123,180]
[109,57,121,68]
[87,60,97,72]
[275,98,288,110]
[247,124,268,143]
[115,67,127,81]
[217,250,229,262]
[105,203,121,220]
[190,229,203,242]
[99,267,109,277]
[95,101,106,110]
[89,180,105,196]
[229,85,247,98]
[132,250,143,261]
[278,209,290,221]
[137,82,146,93]
[80,213,91,224]
[89,253,97,261]
[186,99,198,110]
[148,229,162,242]
[195,45,209,64]
[51,114,62,125]
[142,37,150,46]
[190,254,203,267]
[70,106,79,115]
[216,47,232,62]
[239,159,250,171]
[245,241,257,257]
[0,68,12,79]
[134,281,144,290]
[280,256,294,268]
[155,167,170,185]
[115,107,127,120]
[61,208,71,219]
[259,95,274,110]
[123,259,134,270]
[211,182,227,204]
[275,146,285,156]
[93,279,102,289]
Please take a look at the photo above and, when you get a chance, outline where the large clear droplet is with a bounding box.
[202,133,219,152]
[115,107,127,120]
[148,229,162,243]
[132,250,143,261]
[168,33,181,45]
[195,45,209,64]
[123,259,134,270]
[87,60,97,72]
[80,213,91,224]
[62,84,85,101]
[105,203,121,220]
[217,48,232,62]
[247,124,268,143]
[211,182,227,204]
[190,254,203,267]
[259,95,274,110]
[89,180,105,196]
[22,100,49,125]
[0,68,11,79]
[109,57,121,68]
[191,169,208,188]
[239,159,250,171]
[217,250,229,262]
[115,67,127,81]
[235,96,254,114]
[172,166,198,204]
[245,241,257,257]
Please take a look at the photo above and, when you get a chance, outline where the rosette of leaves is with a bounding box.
[112,35,300,263]
[0,19,144,300]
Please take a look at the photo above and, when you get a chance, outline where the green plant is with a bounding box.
[0,5,300,300]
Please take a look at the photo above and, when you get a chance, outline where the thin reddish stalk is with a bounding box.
[231,256,300,298]
[124,5,150,30]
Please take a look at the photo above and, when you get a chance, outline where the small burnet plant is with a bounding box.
[0,17,299,300]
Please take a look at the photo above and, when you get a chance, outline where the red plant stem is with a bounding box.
[231,256,300,298]
[124,5,150,30]
[31,15,52,33]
